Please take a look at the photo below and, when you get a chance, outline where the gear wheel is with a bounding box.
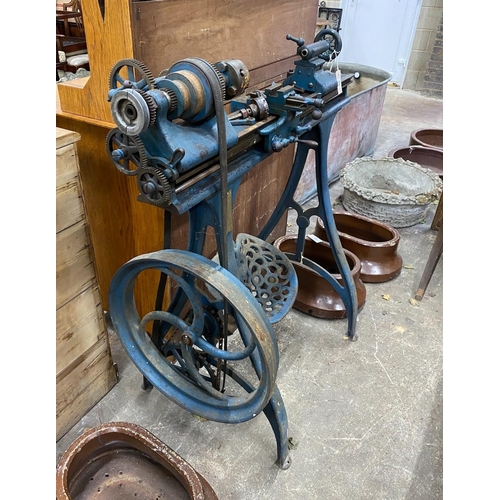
[106,128,147,176]
[109,58,156,91]
[211,64,227,100]
[137,166,171,207]
[135,89,157,127]
[164,88,178,114]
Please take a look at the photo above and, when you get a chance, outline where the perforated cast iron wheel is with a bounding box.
[108,249,279,424]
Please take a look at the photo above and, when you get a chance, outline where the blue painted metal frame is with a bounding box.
[107,34,360,469]
[257,97,359,340]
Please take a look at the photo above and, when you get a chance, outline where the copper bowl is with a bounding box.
[274,234,366,319]
[409,128,443,150]
[389,145,443,178]
[313,211,403,283]
[56,422,218,500]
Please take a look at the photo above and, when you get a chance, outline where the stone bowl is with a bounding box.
[340,156,443,228]
[388,145,443,178]
[409,128,443,150]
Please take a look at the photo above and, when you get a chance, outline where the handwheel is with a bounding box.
[108,249,279,424]
[314,28,343,61]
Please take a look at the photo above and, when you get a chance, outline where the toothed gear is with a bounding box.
[135,89,157,126]
[109,58,156,91]
[137,166,171,206]
[106,128,147,176]
[164,88,178,113]
[211,64,227,100]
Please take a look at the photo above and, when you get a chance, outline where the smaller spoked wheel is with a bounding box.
[106,128,147,175]
[314,28,343,61]
[108,249,279,424]
[109,58,156,91]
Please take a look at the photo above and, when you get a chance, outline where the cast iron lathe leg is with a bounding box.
[258,114,358,340]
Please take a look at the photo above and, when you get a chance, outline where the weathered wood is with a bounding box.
[56,336,117,440]
[132,0,317,83]
[56,128,117,440]
[56,181,85,233]
[56,284,107,374]
[56,219,96,309]
[56,128,81,149]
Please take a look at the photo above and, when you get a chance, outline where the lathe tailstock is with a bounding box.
[106,30,358,469]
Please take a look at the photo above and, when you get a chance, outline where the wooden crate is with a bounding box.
[56,127,117,441]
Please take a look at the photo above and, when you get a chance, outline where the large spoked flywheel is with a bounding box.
[108,249,279,424]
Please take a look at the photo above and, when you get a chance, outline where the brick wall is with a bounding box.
[404,0,443,95]
[420,16,443,98]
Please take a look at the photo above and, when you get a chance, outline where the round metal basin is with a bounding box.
[409,128,443,150]
[56,422,218,500]
[313,211,403,283]
[273,234,366,319]
[389,145,443,178]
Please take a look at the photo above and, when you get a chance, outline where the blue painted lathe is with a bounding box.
[106,30,358,469]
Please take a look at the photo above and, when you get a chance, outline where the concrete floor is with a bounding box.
[56,87,443,499]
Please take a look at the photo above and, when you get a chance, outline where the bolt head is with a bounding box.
[181,333,193,346]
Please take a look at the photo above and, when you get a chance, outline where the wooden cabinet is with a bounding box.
[56,128,117,441]
[56,0,317,316]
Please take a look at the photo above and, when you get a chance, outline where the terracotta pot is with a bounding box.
[56,422,218,500]
[389,145,443,178]
[273,234,366,319]
[409,128,443,150]
[313,211,403,283]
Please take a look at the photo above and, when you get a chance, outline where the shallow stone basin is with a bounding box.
[340,156,442,228]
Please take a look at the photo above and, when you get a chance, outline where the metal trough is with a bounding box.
[295,63,392,203]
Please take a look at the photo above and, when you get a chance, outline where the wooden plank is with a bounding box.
[56,336,116,440]
[56,180,85,233]
[56,143,79,187]
[56,127,80,149]
[56,219,96,309]
[56,283,107,375]
[132,0,317,83]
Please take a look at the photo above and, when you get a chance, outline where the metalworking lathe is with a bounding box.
[106,29,358,469]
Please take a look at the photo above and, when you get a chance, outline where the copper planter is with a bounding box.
[56,422,218,500]
[389,145,443,178]
[273,234,366,319]
[409,128,443,150]
[313,211,403,283]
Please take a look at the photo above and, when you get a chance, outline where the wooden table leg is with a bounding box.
[415,223,443,301]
